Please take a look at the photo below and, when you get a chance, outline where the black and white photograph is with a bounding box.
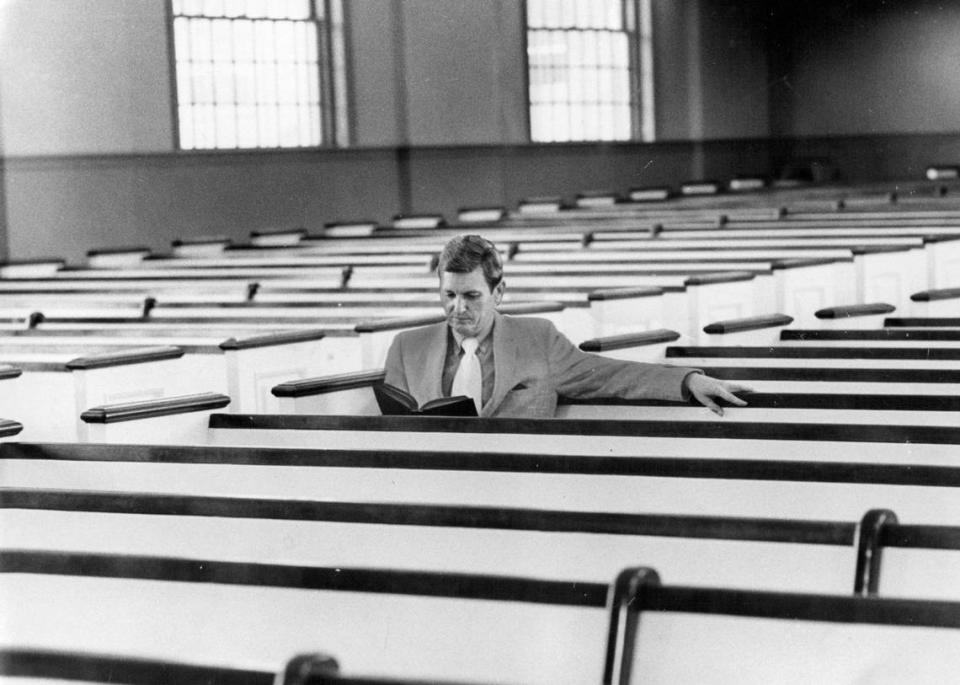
[1,1,959,683]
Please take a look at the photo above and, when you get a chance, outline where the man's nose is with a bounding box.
[453,297,467,314]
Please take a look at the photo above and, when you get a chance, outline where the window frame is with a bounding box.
[166,0,348,152]
[523,0,652,144]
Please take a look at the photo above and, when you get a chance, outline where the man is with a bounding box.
[384,234,750,418]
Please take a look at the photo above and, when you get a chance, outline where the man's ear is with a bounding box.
[493,280,505,305]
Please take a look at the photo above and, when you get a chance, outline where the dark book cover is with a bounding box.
[373,383,478,417]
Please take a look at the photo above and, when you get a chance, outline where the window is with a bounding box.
[170,0,346,150]
[526,0,652,143]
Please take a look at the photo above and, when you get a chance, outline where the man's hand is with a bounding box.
[684,373,752,417]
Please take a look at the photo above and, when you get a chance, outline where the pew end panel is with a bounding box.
[220,331,344,413]
[855,247,928,306]
[684,274,757,344]
[587,288,669,338]
[925,235,960,290]
[774,259,855,327]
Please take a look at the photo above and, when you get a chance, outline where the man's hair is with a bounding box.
[436,234,503,291]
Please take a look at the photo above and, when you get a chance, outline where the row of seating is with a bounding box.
[3,176,960,682]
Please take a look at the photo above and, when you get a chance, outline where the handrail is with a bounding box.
[65,345,184,370]
[815,302,895,319]
[666,345,960,361]
[272,369,386,397]
[781,329,960,341]
[557,392,960,412]
[207,413,960,446]
[911,287,960,302]
[219,330,327,351]
[885,317,960,328]
[171,236,230,246]
[0,257,66,267]
[7,443,960,486]
[0,488,854,545]
[579,329,681,352]
[0,365,22,381]
[86,246,151,257]
[81,392,230,424]
[699,365,960,383]
[0,550,609,607]
[0,648,273,685]
[703,313,793,334]
[250,227,307,238]
[0,420,23,437]
[587,286,663,301]
[684,271,755,286]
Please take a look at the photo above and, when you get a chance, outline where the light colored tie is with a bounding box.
[451,337,482,413]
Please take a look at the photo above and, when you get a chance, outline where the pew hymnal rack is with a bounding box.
[374,383,478,417]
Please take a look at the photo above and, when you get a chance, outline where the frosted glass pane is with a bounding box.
[211,19,233,62]
[278,105,299,145]
[180,0,205,16]
[542,0,561,28]
[307,65,320,102]
[305,22,319,62]
[178,105,195,149]
[176,66,193,106]
[298,104,311,143]
[195,104,217,148]
[277,65,297,103]
[256,21,274,61]
[233,20,254,61]
[575,0,591,29]
[223,0,245,18]
[216,105,238,147]
[294,22,307,62]
[203,0,225,16]
[258,105,279,147]
[255,62,277,102]
[527,0,543,28]
[190,19,212,62]
[235,63,256,103]
[213,61,235,103]
[275,22,296,62]
[309,104,322,144]
[599,66,613,102]
[296,63,310,104]
[191,65,215,104]
[173,18,191,62]
[581,30,597,67]
[237,105,259,146]
[561,0,575,27]
[246,0,269,18]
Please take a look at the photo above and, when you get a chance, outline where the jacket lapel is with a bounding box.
[413,322,448,403]
[483,313,518,417]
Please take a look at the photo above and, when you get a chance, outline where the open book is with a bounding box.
[373,382,478,417]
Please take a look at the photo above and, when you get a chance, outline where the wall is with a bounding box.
[0,0,777,262]
[769,0,960,138]
[0,0,173,156]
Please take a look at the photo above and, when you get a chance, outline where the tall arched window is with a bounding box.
[170,0,346,150]
[526,0,652,143]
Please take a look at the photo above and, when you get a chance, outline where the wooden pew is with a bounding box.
[4,486,958,599]
[0,347,207,442]
[0,550,611,685]
[0,647,273,685]
[604,567,960,685]
[7,437,956,525]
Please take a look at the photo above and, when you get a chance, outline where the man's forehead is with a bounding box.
[440,268,488,290]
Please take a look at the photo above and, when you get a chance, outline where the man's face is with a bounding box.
[440,267,503,338]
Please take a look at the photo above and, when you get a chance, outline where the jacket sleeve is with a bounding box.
[545,322,698,402]
[383,333,411,393]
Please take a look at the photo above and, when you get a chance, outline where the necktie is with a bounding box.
[451,337,482,413]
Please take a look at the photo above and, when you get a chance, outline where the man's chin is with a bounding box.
[449,321,477,336]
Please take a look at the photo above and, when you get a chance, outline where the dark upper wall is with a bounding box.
[768,0,960,137]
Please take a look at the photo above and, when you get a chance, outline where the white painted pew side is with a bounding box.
[609,571,960,685]
[0,493,860,595]
[0,349,203,442]
[2,441,959,526]
[202,414,960,471]
[0,552,610,685]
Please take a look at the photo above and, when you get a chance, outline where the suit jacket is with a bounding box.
[383,313,696,418]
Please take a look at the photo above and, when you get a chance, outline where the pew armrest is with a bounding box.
[81,392,231,424]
